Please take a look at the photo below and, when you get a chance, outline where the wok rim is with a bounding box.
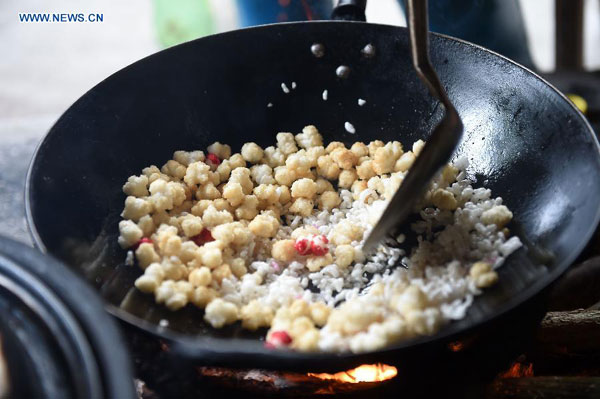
[0,236,136,398]
[25,20,600,365]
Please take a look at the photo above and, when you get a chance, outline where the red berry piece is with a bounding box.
[207,153,221,165]
[294,238,311,255]
[192,229,214,246]
[131,237,153,250]
[200,228,214,242]
[310,245,328,256]
[310,235,329,256]
[265,330,292,349]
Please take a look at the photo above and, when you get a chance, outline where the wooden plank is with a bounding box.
[548,257,600,311]
[537,310,600,354]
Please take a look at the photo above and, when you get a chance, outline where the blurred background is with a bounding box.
[1,0,599,243]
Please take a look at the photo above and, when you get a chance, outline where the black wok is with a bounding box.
[26,15,600,373]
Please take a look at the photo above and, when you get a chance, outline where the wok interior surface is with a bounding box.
[27,22,600,369]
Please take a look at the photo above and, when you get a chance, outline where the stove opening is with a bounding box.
[197,363,398,395]
[307,363,398,383]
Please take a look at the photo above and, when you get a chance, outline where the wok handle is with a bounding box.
[331,0,367,21]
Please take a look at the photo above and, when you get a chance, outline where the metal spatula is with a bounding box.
[362,0,464,252]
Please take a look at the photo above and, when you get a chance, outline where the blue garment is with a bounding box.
[236,0,333,26]
[400,0,533,68]
[235,0,533,68]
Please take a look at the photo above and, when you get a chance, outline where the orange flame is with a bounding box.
[448,341,465,352]
[308,364,398,383]
[499,361,534,378]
